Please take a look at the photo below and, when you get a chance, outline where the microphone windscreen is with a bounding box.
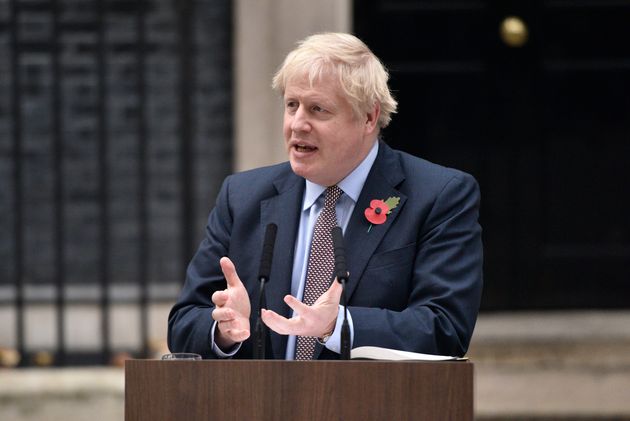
[258,223,277,280]
[331,226,347,281]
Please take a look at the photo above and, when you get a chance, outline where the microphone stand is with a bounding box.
[253,223,277,359]
[339,277,351,360]
[253,276,268,359]
[331,226,351,360]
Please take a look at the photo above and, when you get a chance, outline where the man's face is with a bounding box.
[283,72,379,186]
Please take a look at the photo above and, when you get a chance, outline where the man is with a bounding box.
[168,32,483,360]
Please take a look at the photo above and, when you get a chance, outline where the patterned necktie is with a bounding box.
[295,185,343,360]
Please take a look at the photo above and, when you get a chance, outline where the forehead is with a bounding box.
[283,72,346,102]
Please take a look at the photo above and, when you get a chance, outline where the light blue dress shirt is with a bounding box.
[284,140,379,359]
[212,141,379,358]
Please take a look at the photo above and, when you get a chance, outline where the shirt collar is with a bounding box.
[302,141,379,211]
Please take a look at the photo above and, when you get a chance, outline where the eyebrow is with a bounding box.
[284,93,336,108]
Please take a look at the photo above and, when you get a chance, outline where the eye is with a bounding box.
[312,105,326,113]
[285,100,298,112]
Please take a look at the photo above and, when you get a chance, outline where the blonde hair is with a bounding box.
[272,32,397,129]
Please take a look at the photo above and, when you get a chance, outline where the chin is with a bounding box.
[289,161,310,179]
[290,163,325,185]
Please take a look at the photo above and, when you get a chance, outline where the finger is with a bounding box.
[261,309,301,335]
[218,318,243,331]
[212,307,236,322]
[225,328,250,342]
[220,257,243,289]
[211,290,228,306]
[283,294,310,315]
[221,326,250,343]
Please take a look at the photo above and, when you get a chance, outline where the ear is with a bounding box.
[364,102,380,135]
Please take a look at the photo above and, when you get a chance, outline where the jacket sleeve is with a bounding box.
[167,176,233,358]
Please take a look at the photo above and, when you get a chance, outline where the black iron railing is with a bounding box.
[0,0,232,367]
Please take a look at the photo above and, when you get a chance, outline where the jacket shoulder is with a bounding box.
[220,161,301,206]
[386,146,474,184]
[230,161,292,183]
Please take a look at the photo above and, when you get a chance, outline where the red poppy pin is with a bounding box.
[364,196,400,232]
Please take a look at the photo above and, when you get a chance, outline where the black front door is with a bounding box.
[355,0,630,310]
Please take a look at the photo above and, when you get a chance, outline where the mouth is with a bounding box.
[291,142,318,153]
[295,144,317,153]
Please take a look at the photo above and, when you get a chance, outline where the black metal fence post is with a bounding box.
[9,0,25,367]
[135,0,149,359]
[96,0,111,365]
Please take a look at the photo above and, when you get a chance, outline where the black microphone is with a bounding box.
[253,223,277,359]
[331,226,348,283]
[331,226,351,360]
[258,223,277,282]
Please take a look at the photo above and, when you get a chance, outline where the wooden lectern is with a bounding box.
[125,360,473,420]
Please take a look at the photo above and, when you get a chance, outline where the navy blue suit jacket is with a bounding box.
[168,142,483,359]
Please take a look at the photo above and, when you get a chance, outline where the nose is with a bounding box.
[290,105,311,133]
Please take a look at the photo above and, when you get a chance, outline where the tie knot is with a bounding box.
[324,185,343,209]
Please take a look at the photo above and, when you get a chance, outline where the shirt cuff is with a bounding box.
[323,305,354,354]
[210,320,242,357]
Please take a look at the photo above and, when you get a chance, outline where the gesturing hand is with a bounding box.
[261,278,342,338]
[211,257,251,349]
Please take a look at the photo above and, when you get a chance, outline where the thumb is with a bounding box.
[331,278,343,299]
[323,278,343,302]
[220,257,242,289]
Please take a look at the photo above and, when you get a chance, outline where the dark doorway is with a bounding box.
[355,0,630,310]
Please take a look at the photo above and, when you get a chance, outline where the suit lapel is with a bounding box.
[260,172,304,359]
[344,143,407,301]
